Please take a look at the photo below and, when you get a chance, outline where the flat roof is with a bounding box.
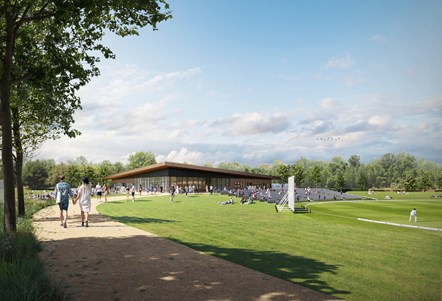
[104,161,277,181]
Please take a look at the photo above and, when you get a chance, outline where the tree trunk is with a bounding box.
[16,154,25,217]
[1,7,17,232]
[12,106,25,216]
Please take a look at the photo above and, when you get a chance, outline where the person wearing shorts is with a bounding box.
[95,183,103,200]
[55,175,73,228]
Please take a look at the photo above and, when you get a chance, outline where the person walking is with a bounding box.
[131,183,136,202]
[55,175,73,228]
[170,185,175,202]
[103,183,109,203]
[409,208,417,222]
[126,185,130,202]
[95,183,103,200]
[74,177,92,227]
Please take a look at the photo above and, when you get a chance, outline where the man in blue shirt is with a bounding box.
[55,175,73,228]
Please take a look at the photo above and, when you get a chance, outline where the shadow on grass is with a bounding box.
[170,239,350,297]
[109,199,154,204]
[107,215,177,225]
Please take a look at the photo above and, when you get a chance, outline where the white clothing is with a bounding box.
[78,184,92,213]
[409,209,417,222]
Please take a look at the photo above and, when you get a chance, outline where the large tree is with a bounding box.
[127,151,157,170]
[1,0,171,232]
[22,159,54,189]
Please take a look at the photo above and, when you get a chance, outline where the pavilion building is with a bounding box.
[104,161,276,192]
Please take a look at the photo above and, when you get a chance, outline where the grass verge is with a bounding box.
[0,197,66,301]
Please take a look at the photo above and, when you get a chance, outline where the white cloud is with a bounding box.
[301,120,335,134]
[326,55,353,69]
[156,148,216,165]
[368,115,390,127]
[320,97,339,109]
[338,131,367,147]
[215,112,290,136]
[146,67,202,91]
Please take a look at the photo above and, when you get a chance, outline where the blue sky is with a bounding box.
[37,0,442,166]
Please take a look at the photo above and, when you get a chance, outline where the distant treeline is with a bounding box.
[14,152,442,191]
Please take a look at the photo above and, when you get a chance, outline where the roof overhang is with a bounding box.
[104,161,277,181]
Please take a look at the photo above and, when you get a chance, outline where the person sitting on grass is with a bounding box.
[219,197,234,205]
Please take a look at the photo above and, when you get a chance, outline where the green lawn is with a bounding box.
[97,192,442,301]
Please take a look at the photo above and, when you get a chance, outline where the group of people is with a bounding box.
[94,182,109,202]
[54,177,421,227]
[125,183,136,202]
[55,176,110,228]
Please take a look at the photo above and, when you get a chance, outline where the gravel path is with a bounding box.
[33,196,341,301]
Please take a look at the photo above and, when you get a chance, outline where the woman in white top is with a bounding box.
[74,177,92,227]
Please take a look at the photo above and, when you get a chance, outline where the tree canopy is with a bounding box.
[127,151,157,170]
[1,0,172,232]
[22,152,442,193]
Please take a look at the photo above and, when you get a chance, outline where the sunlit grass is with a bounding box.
[98,192,442,301]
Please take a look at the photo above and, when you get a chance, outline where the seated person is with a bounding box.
[219,197,234,205]
[240,196,248,204]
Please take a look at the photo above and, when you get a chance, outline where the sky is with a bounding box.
[36,0,442,166]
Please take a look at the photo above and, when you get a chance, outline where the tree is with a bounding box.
[48,162,69,188]
[356,168,368,191]
[437,173,442,190]
[275,162,290,188]
[23,159,55,189]
[217,162,243,171]
[309,165,322,187]
[402,170,417,191]
[291,164,305,187]
[334,171,346,191]
[417,171,432,191]
[1,1,172,232]
[252,163,274,176]
[348,155,361,169]
[96,160,115,182]
[11,79,78,215]
[127,151,157,170]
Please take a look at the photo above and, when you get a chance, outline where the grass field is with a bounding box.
[97,192,442,301]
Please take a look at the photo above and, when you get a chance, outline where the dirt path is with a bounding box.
[33,196,341,301]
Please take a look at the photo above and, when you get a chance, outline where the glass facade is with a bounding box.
[116,176,271,193]
[107,163,274,193]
